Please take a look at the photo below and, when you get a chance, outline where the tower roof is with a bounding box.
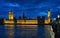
[9,9,13,14]
[9,11,13,14]
[48,8,50,11]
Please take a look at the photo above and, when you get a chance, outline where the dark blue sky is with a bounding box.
[0,0,60,19]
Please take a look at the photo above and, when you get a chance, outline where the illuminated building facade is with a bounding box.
[9,11,14,20]
[4,9,51,25]
[45,9,50,24]
[4,11,14,24]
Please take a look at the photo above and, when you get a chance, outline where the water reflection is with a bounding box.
[0,25,53,38]
[15,25,38,38]
[4,25,14,38]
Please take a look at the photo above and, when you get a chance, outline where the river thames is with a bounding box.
[0,25,54,38]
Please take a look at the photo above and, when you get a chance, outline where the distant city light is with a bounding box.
[58,15,60,18]
[53,18,56,20]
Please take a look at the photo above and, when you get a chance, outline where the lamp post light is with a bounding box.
[58,15,60,18]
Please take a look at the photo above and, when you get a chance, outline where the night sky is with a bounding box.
[0,0,60,19]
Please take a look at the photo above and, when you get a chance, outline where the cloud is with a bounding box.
[5,3,20,7]
[5,0,48,8]
[39,12,47,16]
[0,0,60,18]
[56,5,60,9]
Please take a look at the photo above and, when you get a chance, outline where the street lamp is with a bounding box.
[58,15,60,18]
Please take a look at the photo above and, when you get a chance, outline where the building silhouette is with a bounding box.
[19,16,21,19]
[0,18,4,25]
[52,15,60,38]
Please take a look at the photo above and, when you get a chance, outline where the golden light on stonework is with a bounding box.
[44,9,50,24]
[17,20,38,25]
[9,11,14,20]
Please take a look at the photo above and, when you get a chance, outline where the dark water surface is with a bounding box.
[0,25,47,38]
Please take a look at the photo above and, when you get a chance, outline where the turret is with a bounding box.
[9,11,14,20]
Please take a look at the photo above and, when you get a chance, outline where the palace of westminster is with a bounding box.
[0,8,60,38]
[0,9,51,38]
[4,9,50,25]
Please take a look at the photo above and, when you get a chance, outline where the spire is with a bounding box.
[48,8,50,11]
[22,11,26,19]
[22,11,24,19]
[9,8,13,12]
